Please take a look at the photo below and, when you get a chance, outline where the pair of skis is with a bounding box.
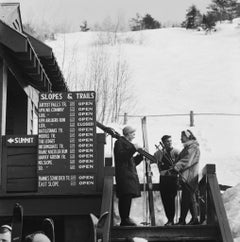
[96,122,156,164]
[11,203,55,242]
[90,212,109,242]
[141,117,156,226]
[11,203,23,242]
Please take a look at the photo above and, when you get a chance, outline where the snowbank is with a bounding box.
[223,184,240,240]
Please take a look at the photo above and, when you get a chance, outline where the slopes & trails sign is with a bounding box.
[37,91,97,194]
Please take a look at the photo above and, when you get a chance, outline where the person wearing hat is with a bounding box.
[174,129,200,225]
[24,231,51,242]
[114,125,143,226]
[0,224,12,242]
[153,135,180,226]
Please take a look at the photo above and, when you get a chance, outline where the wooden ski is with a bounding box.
[96,121,156,163]
[42,218,55,242]
[141,116,155,226]
[11,203,23,242]
[90,212,109,242]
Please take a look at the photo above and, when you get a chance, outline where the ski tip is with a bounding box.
[13,203,23,213]
[42,218,55,242]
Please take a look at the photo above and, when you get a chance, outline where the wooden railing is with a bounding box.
[121,111,240,126]
[99,166,114,242]
[94,162,233,242]
[199,164,233,242]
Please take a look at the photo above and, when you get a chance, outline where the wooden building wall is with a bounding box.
[0,57,7,184]
[1,133,105,194]
[0,133,106,242]
[0,5,102,241]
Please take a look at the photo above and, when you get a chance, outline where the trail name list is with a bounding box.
[37,91,96,193]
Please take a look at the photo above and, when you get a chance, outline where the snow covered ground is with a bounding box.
[46,19,240,240]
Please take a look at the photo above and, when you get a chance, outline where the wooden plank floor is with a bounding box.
[111,225,220,241]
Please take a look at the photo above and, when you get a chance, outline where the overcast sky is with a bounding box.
[2,0,212,30]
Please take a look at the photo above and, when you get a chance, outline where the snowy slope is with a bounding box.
[46,19,240,186]
[46,19,240,240]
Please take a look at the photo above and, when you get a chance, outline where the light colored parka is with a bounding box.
[174,140,200,189]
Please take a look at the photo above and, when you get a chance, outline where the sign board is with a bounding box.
[6,135,37,146]
[37,91,97,194]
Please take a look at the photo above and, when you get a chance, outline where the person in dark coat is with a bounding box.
[174,129,200,225]
[114,125,143,226]
[153,135,180,226]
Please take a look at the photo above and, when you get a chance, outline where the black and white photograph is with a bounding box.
[0,0,240,241]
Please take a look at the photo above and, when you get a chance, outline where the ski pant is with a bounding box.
[160,176,177,222]
[118,195,132,221]
[179,182,198,222]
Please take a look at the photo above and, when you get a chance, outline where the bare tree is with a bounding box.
[81,39,133,123]
[111,49,131,122]
[61,34,66,70]
[59,25,134,123]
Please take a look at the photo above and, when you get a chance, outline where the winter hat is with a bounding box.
[0,224,12,231]
[182,129,196,140]
[122,125,136,136]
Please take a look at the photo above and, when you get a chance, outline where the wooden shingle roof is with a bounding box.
[0,3,68,92]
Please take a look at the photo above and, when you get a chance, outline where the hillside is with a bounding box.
[46,19,240,186]
[46,19,240,240]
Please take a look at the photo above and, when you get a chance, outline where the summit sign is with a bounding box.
[6,136,37,146]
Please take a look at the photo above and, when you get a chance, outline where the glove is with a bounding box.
[169,169,178,175]
[160,170,169,176]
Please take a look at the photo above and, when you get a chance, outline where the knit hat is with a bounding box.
[122,125,136,136]
[182,129,196,140]
[0,224,12,231]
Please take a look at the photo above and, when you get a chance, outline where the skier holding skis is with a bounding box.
[174,130,200,225]
[114,125,143,226]
[153,135,179,226]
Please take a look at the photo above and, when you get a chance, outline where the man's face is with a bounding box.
[163,138,172,149]
[0,231,11,242]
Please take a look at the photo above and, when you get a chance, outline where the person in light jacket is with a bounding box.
[114,125,143,226]
[174,129,200,225]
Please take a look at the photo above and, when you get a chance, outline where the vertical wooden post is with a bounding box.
[199,175,207,224]
[0,58,7,135]
[27,97,33,135]
[141,116,155,226]
[190,110,194,127]
[123,112,128,125]
[0,57,8,185]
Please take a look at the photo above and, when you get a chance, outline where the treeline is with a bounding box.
[79,0,240,33]
[129,13,161,31]
[79,13,162,32]
[183,0,240,31]
[23,23,56,41]
[23,0,240,40]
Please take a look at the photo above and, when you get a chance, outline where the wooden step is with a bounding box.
[111,225,220,241]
